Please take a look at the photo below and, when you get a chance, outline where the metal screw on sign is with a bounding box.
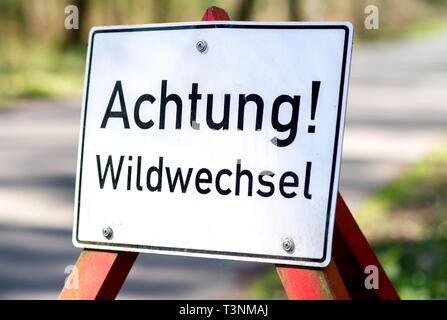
[282,238,294,253]
[196,40,207,53]
[102,227,113,239]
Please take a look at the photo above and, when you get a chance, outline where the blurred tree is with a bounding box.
[112,0,127,25]
[152,0,171,23]
[0,0,25,32]
[423,0,447,8]
[288,0,303,21]
[236,0,256,21]
[63,0,88,49]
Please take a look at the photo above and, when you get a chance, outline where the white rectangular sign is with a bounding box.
[73,21,353,267]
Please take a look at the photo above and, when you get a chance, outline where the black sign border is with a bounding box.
[75,23,351,264]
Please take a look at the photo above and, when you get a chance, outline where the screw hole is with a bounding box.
[282,238,294,253]
[196,40,207,53]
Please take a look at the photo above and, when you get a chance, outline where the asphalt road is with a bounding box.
[0,31,446,299]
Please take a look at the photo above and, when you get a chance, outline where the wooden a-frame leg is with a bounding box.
[58,250,138,300]
[277,259,351,300]
[331,193,399,299]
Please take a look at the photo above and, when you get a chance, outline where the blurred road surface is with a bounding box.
[0,31,447,299]
[341,31,447,207]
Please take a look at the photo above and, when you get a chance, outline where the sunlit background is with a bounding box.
[1,0,447,299]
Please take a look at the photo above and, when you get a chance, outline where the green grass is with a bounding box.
[356,17,447,42]
[246,139,447,300]
[356,140,447,299]
[0,43,85,107]
[372,237,447,299]
[246,266,287,300]
[356,140,447,240]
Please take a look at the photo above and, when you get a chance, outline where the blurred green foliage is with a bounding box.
[247,266,287,300]
[356,141,447,299]
[0,0,446,105]
[0,44,84,104]
[357,140,447,240]
[373,238,447,299]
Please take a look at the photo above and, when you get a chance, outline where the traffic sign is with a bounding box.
[73,21,353,267]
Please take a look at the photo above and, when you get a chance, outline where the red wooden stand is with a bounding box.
[59,6,399,300]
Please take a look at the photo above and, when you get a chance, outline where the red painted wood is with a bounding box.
[58,250,138,300]
[201,6,230,21]
[277,260,350,300]
[332,193,400,299]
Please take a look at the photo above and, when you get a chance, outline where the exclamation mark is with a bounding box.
[308,81,321,133]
